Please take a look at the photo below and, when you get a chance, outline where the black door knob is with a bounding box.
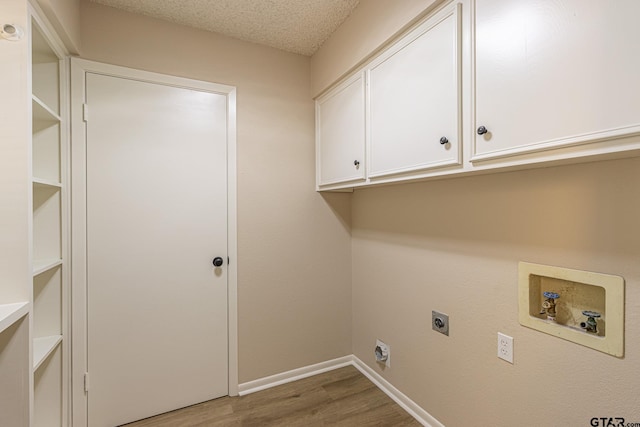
[354,160,360,167]
[477,126,488,135]
[440,136,449,145]
[212,257,224,267]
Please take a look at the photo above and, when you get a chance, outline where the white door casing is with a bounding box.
[70,59,238,427]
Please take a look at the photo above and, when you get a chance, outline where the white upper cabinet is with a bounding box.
[315,0,640,191]
[316,72,366,188]
[472,0,640,161]
[368,3,462,179]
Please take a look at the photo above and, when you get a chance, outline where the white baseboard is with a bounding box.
[351,356,444,427]
[237,355,353,396]
[237,354,444,427]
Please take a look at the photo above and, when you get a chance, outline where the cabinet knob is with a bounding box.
[440,137,449,145]
[354,160,360,167]
[212,257,224,267]
[477,126,488,135]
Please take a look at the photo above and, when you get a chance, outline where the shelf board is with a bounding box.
[32,178,62,189]
[33,259,62,277]
[32,95,61,123]
[0,302,29,335]
[33,335,62,371]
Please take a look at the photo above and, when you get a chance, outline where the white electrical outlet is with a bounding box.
[497,333,513,363]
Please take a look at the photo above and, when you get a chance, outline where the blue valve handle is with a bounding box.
[543,292,560,299]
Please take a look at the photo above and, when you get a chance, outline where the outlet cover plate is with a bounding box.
[498,332,513,363]
[432,311,449,336]
[375,339,390,367]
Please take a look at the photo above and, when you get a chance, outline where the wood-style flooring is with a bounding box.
[122,365,421,426]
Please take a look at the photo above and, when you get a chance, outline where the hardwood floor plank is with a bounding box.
[334,403,418,427]
[122,366,421,426]
[235,386,332,424]
[121,400,235,427]
[321,370,377,401]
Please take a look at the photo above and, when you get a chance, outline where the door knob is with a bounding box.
[440,136,449,145]
[354,160,360,167]
[477,126,488,135]
[212,257,224,267]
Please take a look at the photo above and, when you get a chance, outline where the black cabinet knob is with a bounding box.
[440,137,449,145]
[477,126,488,135]
[212,257,224,267]
[354,160,360,167]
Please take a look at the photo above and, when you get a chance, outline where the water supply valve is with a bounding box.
[540,291,560,322]
[580,310,601,334]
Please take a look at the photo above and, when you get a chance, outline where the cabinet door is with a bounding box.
[473,0,640,161]
[316,73,366,187]
[368,3,461,179]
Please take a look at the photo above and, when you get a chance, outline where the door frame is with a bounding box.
[69,58,238,427]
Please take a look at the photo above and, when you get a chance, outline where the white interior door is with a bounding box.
[84,72,229,426]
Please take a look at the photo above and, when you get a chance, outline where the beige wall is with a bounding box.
[352,158,640,425]
[0,0,30,303]
[79,0,352,383]
[310,0,442,97]
[314,1,640,426]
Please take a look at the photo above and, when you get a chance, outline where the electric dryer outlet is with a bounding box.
[432,311,449,336]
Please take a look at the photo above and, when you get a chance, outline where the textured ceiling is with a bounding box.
[89,0,360,56]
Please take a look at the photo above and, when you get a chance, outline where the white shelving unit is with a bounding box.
[33,259,63,277]
[30,12,69,427]
[33,335,63,371]
[0,302,29,335]
[0,302,30,427]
